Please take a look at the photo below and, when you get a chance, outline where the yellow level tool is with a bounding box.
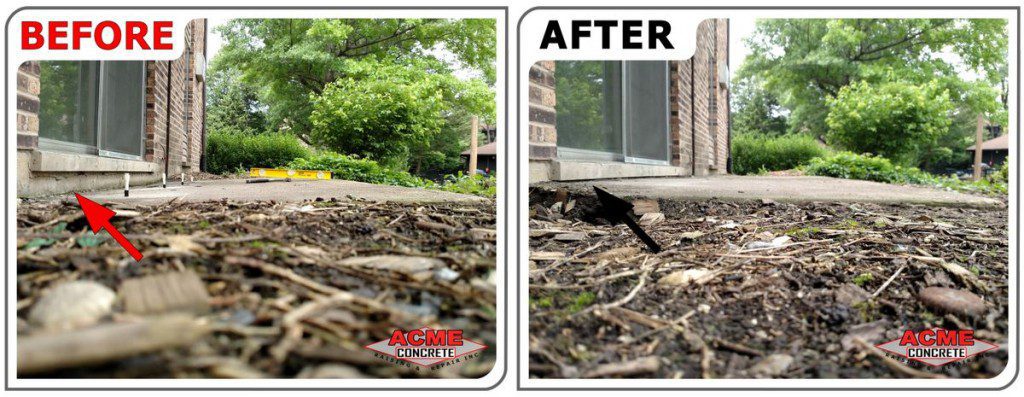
[249,168,332,180]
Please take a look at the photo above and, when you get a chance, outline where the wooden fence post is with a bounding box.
[973,114,985,181]
[468,116,479,174]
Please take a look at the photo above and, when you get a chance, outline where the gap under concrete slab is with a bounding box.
[538,175,1002,208]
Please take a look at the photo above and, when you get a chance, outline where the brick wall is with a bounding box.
[715,19,731,173]
[16,19,206,197]
[527,18,730,181]
[16,62,40,150]
[145,19,206,177]
[528,61,557,160]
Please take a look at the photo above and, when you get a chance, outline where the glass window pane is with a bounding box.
[38,61,99,148]
[624,61,669,162]
[554,61,622,154]
[98,61,145,157]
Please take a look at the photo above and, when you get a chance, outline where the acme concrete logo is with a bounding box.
[364,327,487,367]
[875,328,998,366]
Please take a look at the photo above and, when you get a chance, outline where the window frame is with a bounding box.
[555,60,671,165]
[37,61,147,161]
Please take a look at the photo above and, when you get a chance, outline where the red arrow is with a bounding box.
[74,193,143,261]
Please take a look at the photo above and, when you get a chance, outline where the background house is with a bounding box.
[528,19,730,183]
[966,131,1009,168]
[16,19,207,197]
[462,141,497,174]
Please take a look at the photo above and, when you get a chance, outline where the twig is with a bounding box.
[574,266,651,318]
[582,356,661,378]
[871,265,906,299]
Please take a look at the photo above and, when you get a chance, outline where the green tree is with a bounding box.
[205,65,268,135]
[738,18,1007,167]
[731,76,788,136]
[214,18,496,140]
[308,58,493,169]
[825,81,953,165]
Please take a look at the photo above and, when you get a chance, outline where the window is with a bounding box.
[554,60,669,164]
[38,61,146,159]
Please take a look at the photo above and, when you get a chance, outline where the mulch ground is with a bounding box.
[16,197,496,378]
[528,188,1008,379]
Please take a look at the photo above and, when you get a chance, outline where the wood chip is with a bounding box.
[121,270,210,316]
[582,356,661,378]
[18,314,207,375]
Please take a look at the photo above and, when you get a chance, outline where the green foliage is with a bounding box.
[205,66,269,135]
[825,81,953,165]
[804,152,1007,196]
[286,151,429,188]
[435,172,497,198]
[731,76,789,136]
[308,58,493,169]
[205,131,311,174]
[804,152,936,184]
[567,292,596,313]
[731,133,829,175]
[853,273,874,286]
[992,159,1009,184]
[214,18,496,140]
[739,19,1007,137]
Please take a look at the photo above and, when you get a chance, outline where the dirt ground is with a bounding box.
[16,197,496,378]
[527,188,1008,379]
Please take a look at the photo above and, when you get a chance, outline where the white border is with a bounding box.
[6,5,507,390]
[517,6,1018,390]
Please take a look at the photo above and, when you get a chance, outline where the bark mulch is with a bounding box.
[16,197,496,379]
[528,189,1008,379]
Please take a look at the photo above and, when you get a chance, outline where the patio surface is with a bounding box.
[540,175,1002,208]
[77,178,486,205]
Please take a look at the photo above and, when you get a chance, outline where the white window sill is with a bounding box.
[30,150,157,173]
[552,159,685,181]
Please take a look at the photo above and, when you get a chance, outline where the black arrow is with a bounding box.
[594,187,662,253]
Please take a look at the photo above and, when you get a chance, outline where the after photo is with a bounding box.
[526,18,1010,379]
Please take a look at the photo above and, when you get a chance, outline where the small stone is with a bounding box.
[552,232,586,242]
[835,283,871,306]
[659,268,714,287]
[697,303,711,314]
[638,212,665,226]
[918,287,987,317]
[841,320,890,351]
[433,267,461,282]
[749,354,793,378]
[28,280,116,331]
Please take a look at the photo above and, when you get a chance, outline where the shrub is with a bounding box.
[435,172,497,198]
[286,152,429,188]
[206,130,311,174]
[731,133,829,175]
[308,59,494,169]
[803,152,932,184]
[825,81,953,165]
[804,152,1008,196]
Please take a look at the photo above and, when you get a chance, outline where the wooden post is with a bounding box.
[468,115,479,174]
[972,114,985,181]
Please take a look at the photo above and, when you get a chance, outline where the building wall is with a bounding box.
[17,19,206,197]
[529,18,730,182]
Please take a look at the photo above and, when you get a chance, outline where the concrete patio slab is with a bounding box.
[541,175,1002,208]
[79,178,487,205]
